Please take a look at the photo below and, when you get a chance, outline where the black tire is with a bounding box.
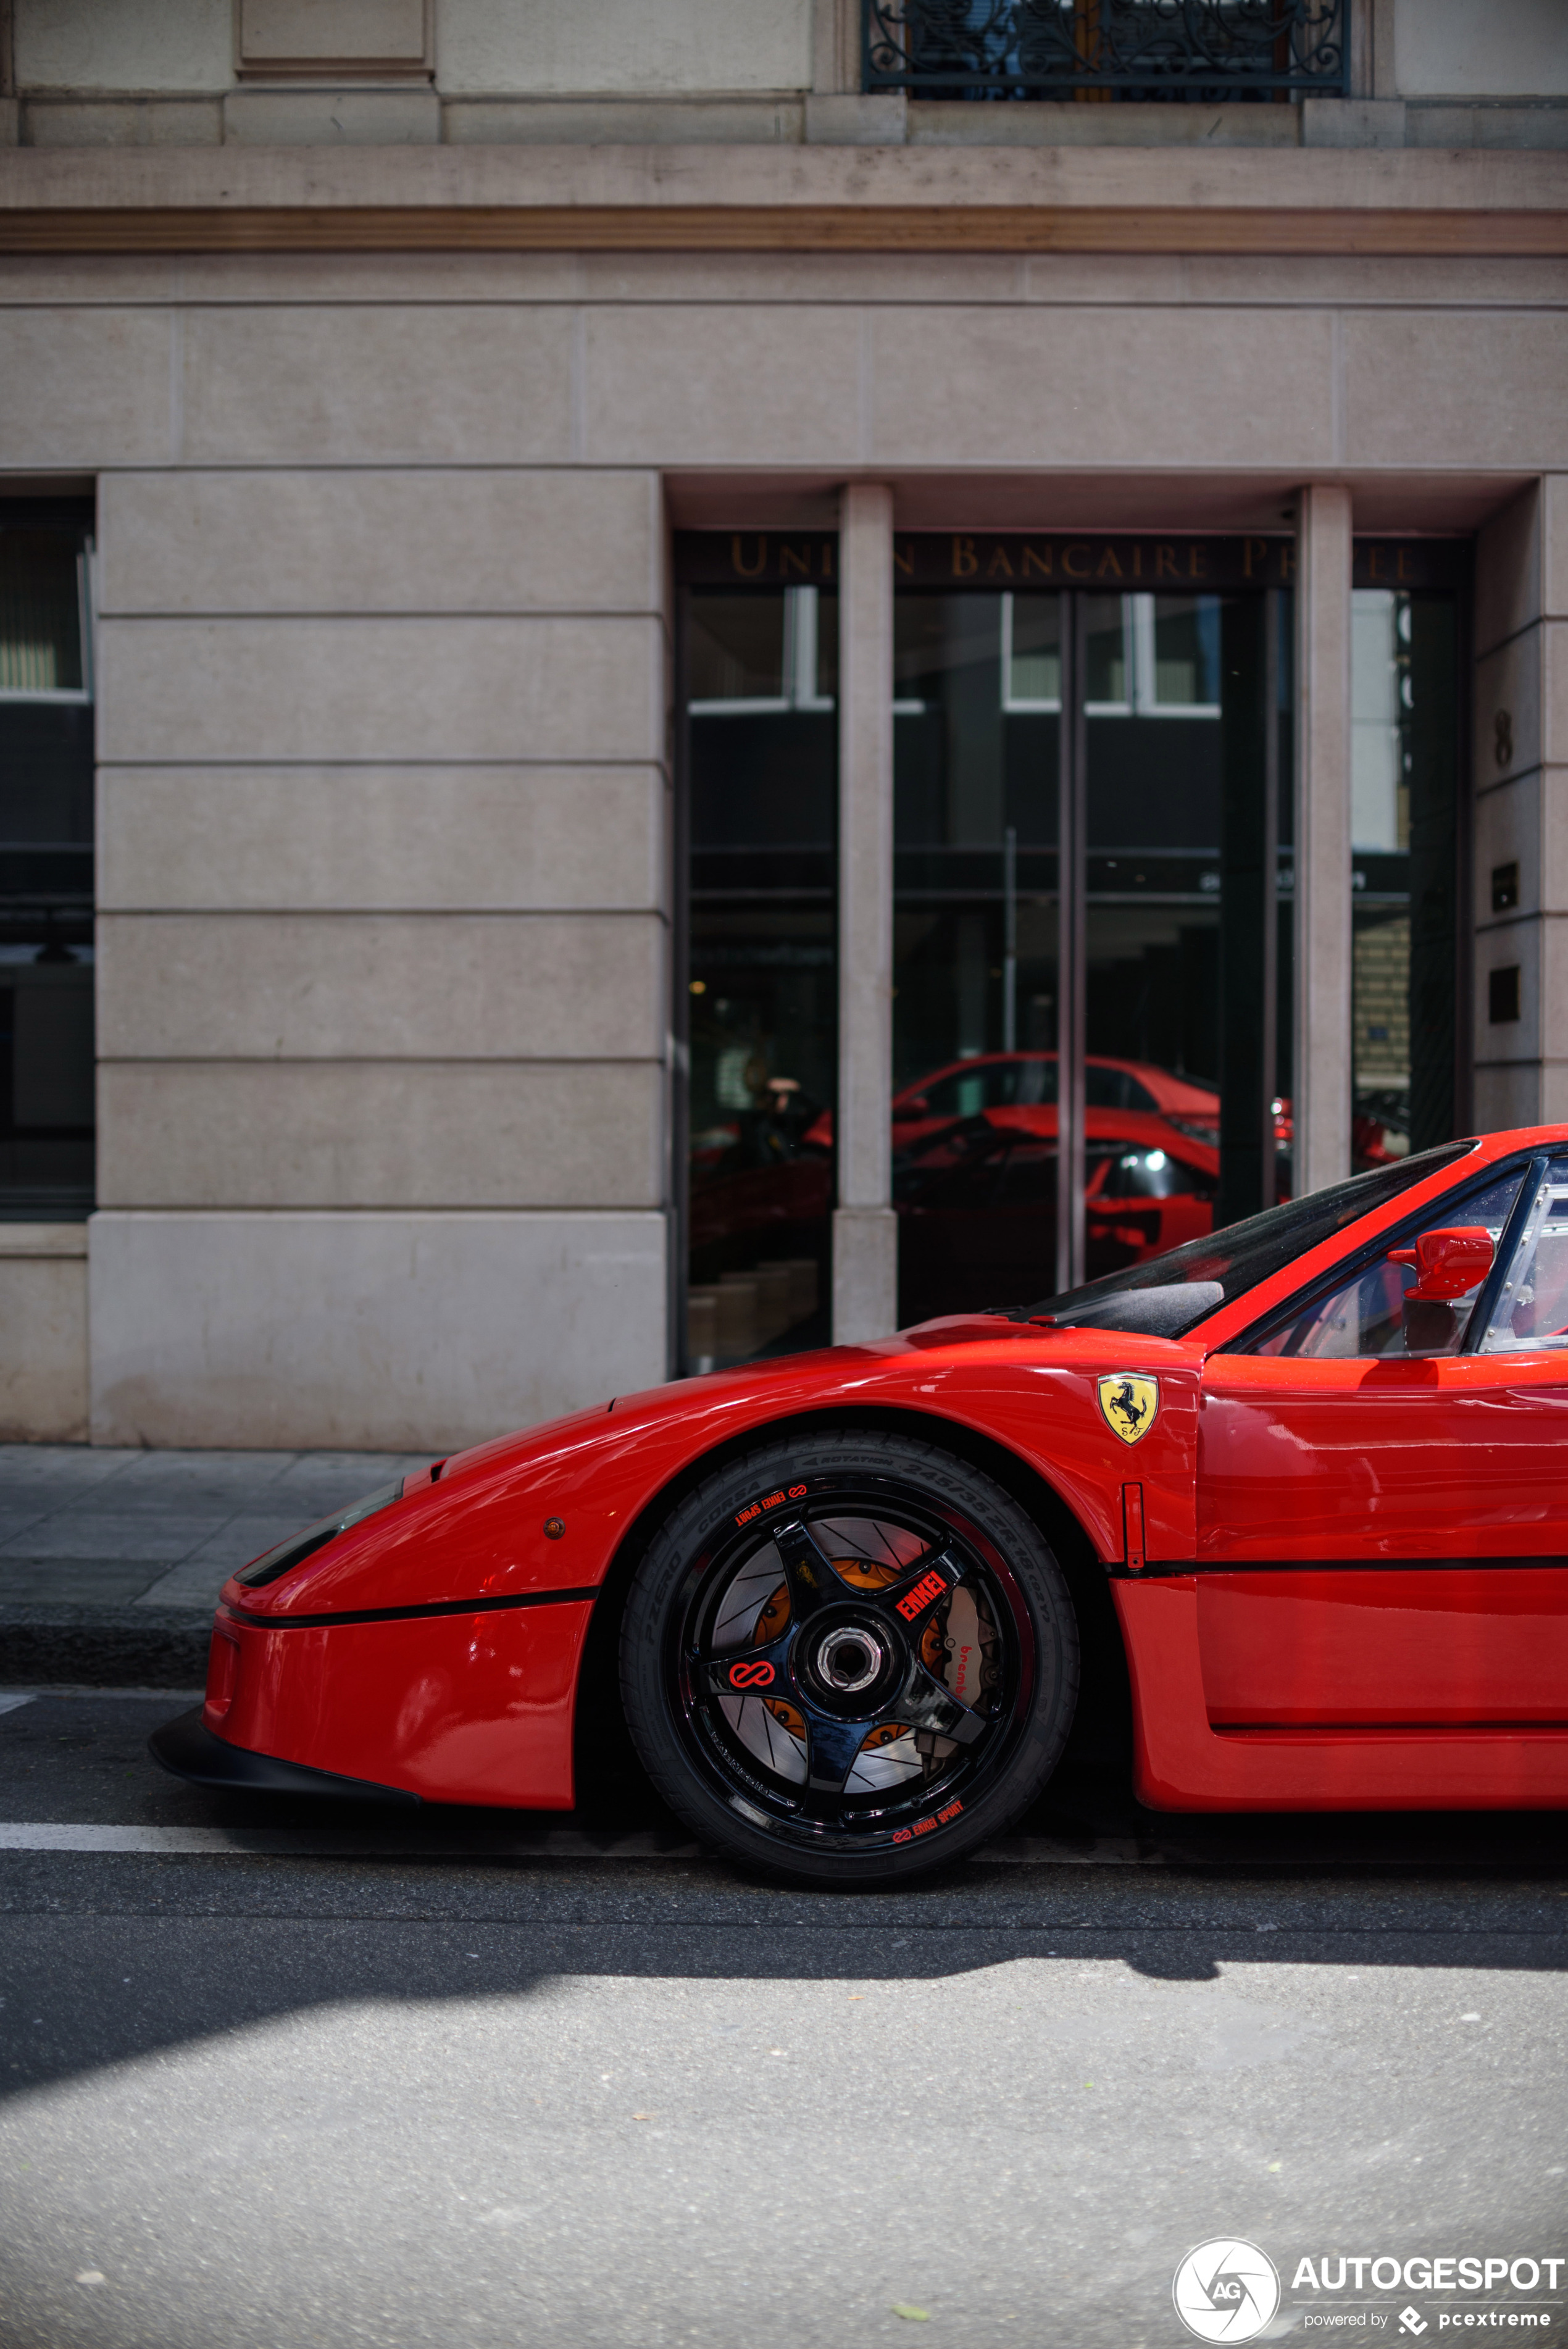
[620,1429,1078,1887]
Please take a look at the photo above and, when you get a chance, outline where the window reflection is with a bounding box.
[683,585,837,1371]
[0,510,96,1222]
[1350,587,1458,1171]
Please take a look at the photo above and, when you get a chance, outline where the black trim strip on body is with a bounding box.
[1107,1555,1568,1580]
[219,1586,600,1631]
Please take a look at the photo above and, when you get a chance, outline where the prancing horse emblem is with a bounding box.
[1098,1374,1159,1446]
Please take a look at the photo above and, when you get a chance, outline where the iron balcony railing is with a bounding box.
[864,0,1349,101]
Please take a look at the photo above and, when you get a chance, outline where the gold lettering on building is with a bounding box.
[1243,537,1269,580]
[893,542,914,577]
[953,536,978,577]
[1063,543,1091,578]
[1096,548,1124,580]
[986,546,1015,578]
[1396,548,1414,583]
[731,535,767,579]
[1155,544,1179,580]
[1188,545,1207,580]
[1021,544,1053,578]
[1368,544,1388,582]
[780,545,812,580]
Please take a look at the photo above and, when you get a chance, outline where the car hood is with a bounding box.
[222,1317,1205,1619]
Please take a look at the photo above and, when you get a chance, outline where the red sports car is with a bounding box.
[155,1126,1568,1887]
[804,1050,1222,1155]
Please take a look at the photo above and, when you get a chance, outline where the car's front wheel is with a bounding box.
[619,1429,1078,1887]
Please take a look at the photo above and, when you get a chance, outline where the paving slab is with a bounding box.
[0,1445,438,1680]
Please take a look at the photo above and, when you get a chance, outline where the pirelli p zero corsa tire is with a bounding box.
[620,1430,1080,1887]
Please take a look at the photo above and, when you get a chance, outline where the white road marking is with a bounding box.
[0,1695,36,1716]
[0,1823,704,1858]
[0,1821,1154,1863]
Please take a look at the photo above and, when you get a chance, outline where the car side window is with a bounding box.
[1475,1157,1568,1353]
[1245,1165,1528,1360]
[1084,1066,1158,1113]
[924,1065,1020,1119]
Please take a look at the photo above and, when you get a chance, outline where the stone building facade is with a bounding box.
[0,0,1565,1450]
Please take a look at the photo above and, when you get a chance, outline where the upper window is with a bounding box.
[0,505,96,1221]
[863,0,1351,102]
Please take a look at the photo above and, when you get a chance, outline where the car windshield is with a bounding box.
[1000,1140,1477,1340]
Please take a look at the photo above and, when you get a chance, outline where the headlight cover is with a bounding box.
[232,1479,404,1591]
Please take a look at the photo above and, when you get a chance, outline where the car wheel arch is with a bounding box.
[570,1400,1132,1816]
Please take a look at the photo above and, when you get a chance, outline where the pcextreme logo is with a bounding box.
[1173,2240,1282,2342]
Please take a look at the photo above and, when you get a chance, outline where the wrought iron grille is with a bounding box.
[864,0,1349,101]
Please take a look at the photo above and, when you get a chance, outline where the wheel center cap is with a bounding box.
[814,1627,883,1696]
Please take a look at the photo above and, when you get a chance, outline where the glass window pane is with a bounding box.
[688,596,785,702]
[893,591,1061,1326]
[1478,1160,1568,1353]
[1351,586,1458,1169]
[1083,594,1129,707]
[683,585,836,1370]
[0,529,83,695]
[1006,593,1061,707]
[1149,596,1222,711]
[1086,589,1290,1232]
[1251,1164,1525,1360]
[0,511,95,1222]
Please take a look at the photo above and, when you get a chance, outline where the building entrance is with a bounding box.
[675,532,1462,1369]
[891,535,1295,1320]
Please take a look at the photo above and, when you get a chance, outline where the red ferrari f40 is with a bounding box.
[154,1127,1568,1885]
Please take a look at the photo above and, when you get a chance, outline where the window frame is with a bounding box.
[1224,1151,1541,1361]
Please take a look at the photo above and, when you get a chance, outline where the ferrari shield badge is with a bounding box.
[1098,1374,1159,1446]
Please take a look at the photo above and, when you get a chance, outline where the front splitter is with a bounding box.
[149,1707,420,1806]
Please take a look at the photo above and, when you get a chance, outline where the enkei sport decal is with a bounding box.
[728,1660,776,1690]
[734,1483,809,1528]
[893,1798,962,1845]
[895,1568,949,1622]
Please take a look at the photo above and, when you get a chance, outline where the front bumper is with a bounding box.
[149,1708,420,1805]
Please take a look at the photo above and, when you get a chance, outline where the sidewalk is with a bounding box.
[0,1445,437,1685]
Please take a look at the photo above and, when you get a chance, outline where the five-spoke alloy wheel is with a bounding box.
[621,1431,1079,1886]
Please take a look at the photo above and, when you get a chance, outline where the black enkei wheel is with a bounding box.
[620,1430,1079,1887]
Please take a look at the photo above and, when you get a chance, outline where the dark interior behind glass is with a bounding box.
[0,505,96,1220]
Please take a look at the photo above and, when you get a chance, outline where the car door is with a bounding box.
[1193,1154,1568,1730]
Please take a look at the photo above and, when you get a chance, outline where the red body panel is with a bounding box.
[1199,1352,1568,1563]
[1116,1578,1568,1811]
[198,1124,1568,1820]
[206,1602,590,1809]
[1196,1572,1568,1726]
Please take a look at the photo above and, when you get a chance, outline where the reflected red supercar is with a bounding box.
[155,1126,1568,1885]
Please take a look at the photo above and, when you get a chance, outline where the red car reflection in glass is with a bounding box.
[895,1110,1219,1324]
[806,1051,1222,1157]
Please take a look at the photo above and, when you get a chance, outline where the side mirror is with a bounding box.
[1387,1226,1495,1301]
[1389,1227,1495,1357]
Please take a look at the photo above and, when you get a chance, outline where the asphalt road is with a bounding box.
[1,1690,1566,2349]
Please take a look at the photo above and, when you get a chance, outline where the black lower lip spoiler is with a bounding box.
[148,1708,419,1805]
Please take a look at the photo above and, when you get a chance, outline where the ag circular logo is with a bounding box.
[1172,2239,1281,2342]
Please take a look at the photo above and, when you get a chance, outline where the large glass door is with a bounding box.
[893,535,1296,1321]
[677,541,838,1372]
[675,531,1462,1358]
